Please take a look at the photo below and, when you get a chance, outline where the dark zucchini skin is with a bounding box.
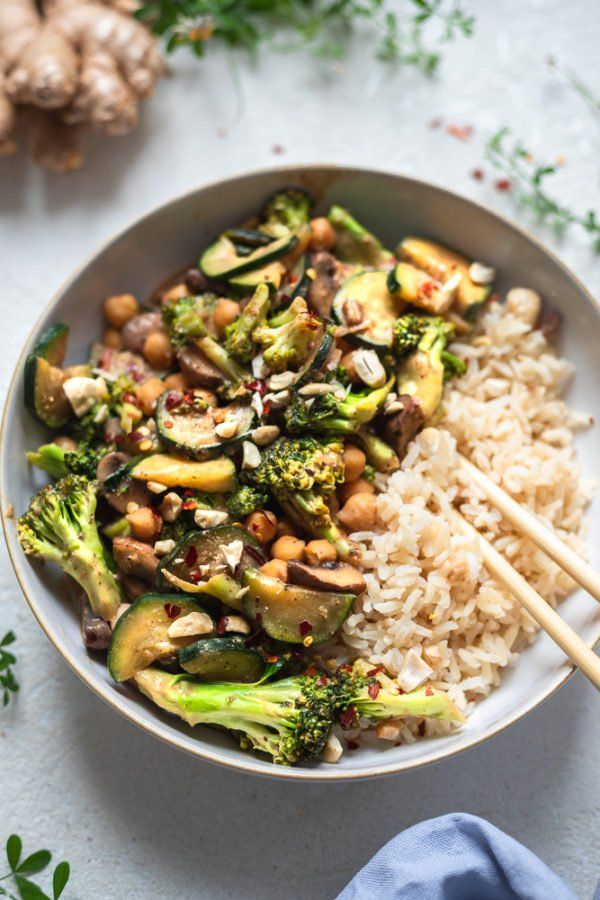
[32,323,69,366]
[158,525,267,589]
[155,392,255,460]
[179,637,264,682]
[332,271,401,351]
[24,323,72,427]
[200,232,298,280]
[292,329,333,388]
[108,593,212,682]
[242,568,356,644]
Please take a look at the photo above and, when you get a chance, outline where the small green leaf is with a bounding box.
[0,632,15,647]
[6,835,22,872]
[13,876,49,900]
[52,862,70,900]
[17,851,52,876]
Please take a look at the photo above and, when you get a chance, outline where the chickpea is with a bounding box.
[244,509,277,545]
[305,539,337,565]
[271,535,306,562]
[143,331,175,369]
[340,351,362,385]
[103,293,138,329]
[309,217,337,252]
[343,444,366,483]
[212,298,241,338]
[162,283,189,305]
[126,506,163,542]
[338,477,376,504]
[163,372,188,392]
[53,435,78,452]
[260,558,288,581]
[136,377,167,416]
[275,517,299,538]
[338,493,377,532]
[103,328,123,350]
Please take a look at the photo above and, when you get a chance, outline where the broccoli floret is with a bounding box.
[134,659,463,765]
[254,297,322,373]
[246,436,354,559]
[17,476,121,620]
[441,350,467,380]
[392,313,429,359]
[26,441,107,480]
[226,485,269,518]
[224,283,270,363]
[261,188,312,238]
[161,294,217,348]
[396,316,456,420]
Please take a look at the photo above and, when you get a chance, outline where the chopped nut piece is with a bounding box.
[241,441,261,470]
[298,382,334,397]
[153,539,176,557]
[506,287,542,328]
[343,297,364,326]
[167,611,214,638]
[219,539,244,572]
[352,349,387,388]
[468,261,496,285]
[252,352,270,378]
[375,721,401,741]
[194,507,229,528]
[251,391,264,418]
[251,425,280,447]
[159,491,183,522]
[384,400,405,416]
[397,648,433,693]
[215,417,240,439]
[322,734,343,763]
[147,481,168,494]
[264,389,291,409]
[126,501,140,514]
[221,615,251,635]
[267,370,295,390]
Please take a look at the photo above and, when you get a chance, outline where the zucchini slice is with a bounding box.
[24,356,72,428]
[108,593,213,682]
[398,237,491,316]
[292,328,333,388]
[32,323,69,367]
[229,261,286,293]
[159,526,266,599]
[387,263,453,315]
[327,205,394,267]
[130,454,236,492]
[156,392,254,460]
[179,637,264,682]
[242,568,356,644]
[333,271,403,350]
[200,232,298,280]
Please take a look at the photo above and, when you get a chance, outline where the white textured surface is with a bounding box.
[1,1,599,897]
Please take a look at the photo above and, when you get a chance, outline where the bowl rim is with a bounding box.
[2,162,599,781]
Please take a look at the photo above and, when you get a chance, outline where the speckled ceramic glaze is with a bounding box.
[2,166,599,780]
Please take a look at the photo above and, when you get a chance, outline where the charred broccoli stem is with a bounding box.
[26,440,107,480]
[17,476,121,620]
[224,283,270,363]
[254,296,322,373]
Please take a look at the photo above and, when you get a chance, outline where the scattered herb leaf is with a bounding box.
[137,0,475,73]
[485,127,600,251]
[547,57,600,117]
[0,632,19,707]
[0,836,70,900]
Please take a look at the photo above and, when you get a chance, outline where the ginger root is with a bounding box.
[0,0,164,170]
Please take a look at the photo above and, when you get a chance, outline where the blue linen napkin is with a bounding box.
[336,813,577,900]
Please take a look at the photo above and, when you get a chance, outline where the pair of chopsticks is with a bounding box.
[454,453,600,690]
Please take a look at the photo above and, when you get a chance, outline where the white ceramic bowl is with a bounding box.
[2,165,599,780]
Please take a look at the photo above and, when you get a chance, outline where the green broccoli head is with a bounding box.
[254,297,322,373]
[224,283,270,363]
[18,475,121,620]
[395,315,461,420]
[392,313,429,359]
[226,485,269,519]
[250,436,345,494]
[261,188,312,238]
[285,377,394,435]
[26,441,107,480]
[162,294,217,348]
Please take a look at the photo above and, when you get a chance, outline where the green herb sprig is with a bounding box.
[0,632,18,707]
[0,835,70,900]
[485,127,600,252]
[137,0,475,73]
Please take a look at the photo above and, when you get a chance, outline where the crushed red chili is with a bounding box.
[367,666,384,676]
[165,392,183,410]
[182,499,197,511]
[425,685,434,696]
[299,620,313,637]
[217,617,228,635]
[471,168,485,181]
[164,603,181,619]
[339,705,359,729]
[245,379,266,395]
[368,682,380,700]
[495,178,512,192]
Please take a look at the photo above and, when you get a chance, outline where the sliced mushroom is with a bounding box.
[306,251,343,319]
[379,395,425,461]
[121,312,164,353]
[177,344,225,390]
[80,600,112,649]
[117,571,149,602]
[96,451,151,513]
[112,535,159,583]
[287,560,366,595]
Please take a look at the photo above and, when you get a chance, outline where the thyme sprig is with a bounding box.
[0,632,18,707]
[0,835,70,900]
[137,0,475,73]
[485,127,600,252]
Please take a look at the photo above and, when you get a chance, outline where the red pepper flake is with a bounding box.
[122,391,138,405]
[271,143,285,155]
[163,419,174,429]
[288,274,298,285]
[165,392,182,411]
[245,379,266,395]
[470,168,485,181]
[339,705,359,730]
[185,545,198,566]
[182,499,197,511]
[189,569,203,583]
[128,430,143,442]
[429,116,443,129]
[262,399,272,416]
[304,665,318,677]
[317,674,328,686]
[266,654,280,664]
[346,740,359,751]
[368,682,380,700]
[217,616,228,635]
[367,666,384,676]
[495,178,512,192]
[446,123,473,142]
[164,603,181,619]
[183,390,197,404]
[425,685,434,696]
[421,280,434,298]
[299,620,313,637]
[113,433,124,444]
[337,664,353,675]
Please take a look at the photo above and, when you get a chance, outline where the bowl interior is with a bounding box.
[3,166,599,780]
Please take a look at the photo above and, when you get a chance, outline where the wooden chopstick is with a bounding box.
[458,453,600,605]
[455,513,600,691]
